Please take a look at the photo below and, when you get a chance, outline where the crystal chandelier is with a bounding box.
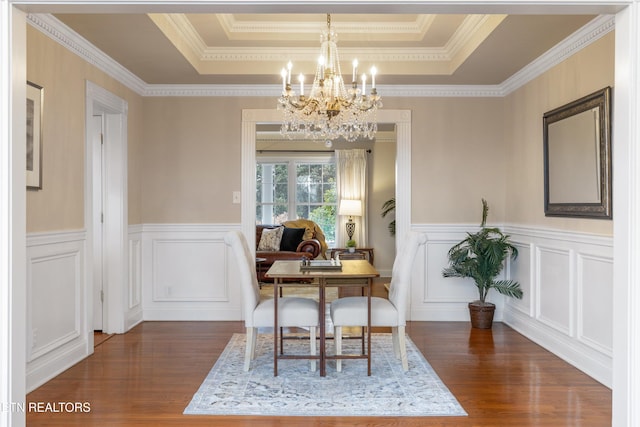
[277,14,382,143]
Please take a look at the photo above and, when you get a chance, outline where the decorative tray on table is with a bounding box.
[299,259,342,271]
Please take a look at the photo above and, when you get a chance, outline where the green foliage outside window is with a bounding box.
[256,161,337,245]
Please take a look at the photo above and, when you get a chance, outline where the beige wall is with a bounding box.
[140,97,272,223]
[26,26,144,232]
[367,135,397,270]
[142,96,505,226]
[384,97,507,224]
[504,32,614,235]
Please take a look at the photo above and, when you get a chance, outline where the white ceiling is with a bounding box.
[51,13,597,86]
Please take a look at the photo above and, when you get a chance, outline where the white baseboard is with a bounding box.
[26,332,89,393]
[143,308,242,321]
[504,304,612,387]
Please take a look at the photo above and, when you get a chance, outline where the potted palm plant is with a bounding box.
[381,198,396,236]
[442,199,523,329]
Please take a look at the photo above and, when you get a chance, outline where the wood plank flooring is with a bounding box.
[26,321,611,426]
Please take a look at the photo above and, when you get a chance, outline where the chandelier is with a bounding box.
[277,14,382,143]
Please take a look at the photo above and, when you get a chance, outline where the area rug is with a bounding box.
[184,333,467,417]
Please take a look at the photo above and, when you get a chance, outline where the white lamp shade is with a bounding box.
[339,199,363,217]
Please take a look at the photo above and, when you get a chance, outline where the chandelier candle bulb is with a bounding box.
[352,59,358,82]
[287,61,292,85]
[362,73,367,95]
[298,74,304,97]
[318,56,325,80]
[281,68,287,93]
[371,66,377,89]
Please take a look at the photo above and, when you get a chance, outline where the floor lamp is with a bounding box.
[339,199,363,243]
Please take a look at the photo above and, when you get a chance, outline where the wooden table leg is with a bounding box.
[319,278,326,377]
[367,278,372,376]
[273,279,279,377]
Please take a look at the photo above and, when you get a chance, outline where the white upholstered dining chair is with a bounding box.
[330,231,427,372]
[224,230,320,372]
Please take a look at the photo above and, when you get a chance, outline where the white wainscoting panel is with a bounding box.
[139,224,242,321]
[503,225,613,387]
[536,246,572,335]
[577,253,613,356]
[412,224,612,387]
[152,240,227,301]
[26,230,90,392]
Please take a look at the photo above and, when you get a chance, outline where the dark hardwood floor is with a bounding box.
[26,320,611,426]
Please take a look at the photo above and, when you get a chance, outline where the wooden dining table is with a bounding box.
[265,259,380,377]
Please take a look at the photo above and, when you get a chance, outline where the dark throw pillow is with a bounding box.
[280,227,306,252]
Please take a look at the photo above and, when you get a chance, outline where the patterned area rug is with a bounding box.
[184,333,467,417]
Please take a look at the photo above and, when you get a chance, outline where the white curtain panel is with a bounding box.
[336,149,368,248]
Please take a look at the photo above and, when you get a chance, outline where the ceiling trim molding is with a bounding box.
[501,14,614,95]
[217,13,438,38]
[27,13,148,96]
[143,83,506,97]
[200,46,451,62]
[27,13,614,99]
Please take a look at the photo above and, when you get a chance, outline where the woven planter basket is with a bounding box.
[468,302,496,329]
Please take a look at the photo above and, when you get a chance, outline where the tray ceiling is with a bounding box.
[53,13,596,86]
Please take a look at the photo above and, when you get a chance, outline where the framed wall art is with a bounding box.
[27,81,43,190]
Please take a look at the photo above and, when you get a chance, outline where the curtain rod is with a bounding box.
[257,149,372,154]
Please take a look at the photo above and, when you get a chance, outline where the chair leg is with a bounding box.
[397,326,408,371]
[335,326,343,372]
[310,326,317,372]
[391,326,401,359]
[244,327,256,371]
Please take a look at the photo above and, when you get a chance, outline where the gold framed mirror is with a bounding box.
[543,87,612,219]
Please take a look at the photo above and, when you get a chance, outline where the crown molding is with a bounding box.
[144,83,506,97]
[217,13,438,38]
[27,13,614,99]
[27,13,148,96]
[500,14,614,96]
[144,84,279,97]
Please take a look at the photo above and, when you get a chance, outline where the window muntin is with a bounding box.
[257,158,336,246]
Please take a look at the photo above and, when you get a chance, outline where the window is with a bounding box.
[256,163,288,224]
[257,158,337,245]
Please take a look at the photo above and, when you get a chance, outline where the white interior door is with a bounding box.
[90,114,105,331]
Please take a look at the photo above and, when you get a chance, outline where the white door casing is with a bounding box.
[89,114,105,331]
[85,81,128,335]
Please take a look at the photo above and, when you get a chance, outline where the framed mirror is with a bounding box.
[543,86,612,219]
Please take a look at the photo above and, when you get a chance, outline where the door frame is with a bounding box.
[85,81,128,334]
[88,114,105,331]
[241,109,411,266]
